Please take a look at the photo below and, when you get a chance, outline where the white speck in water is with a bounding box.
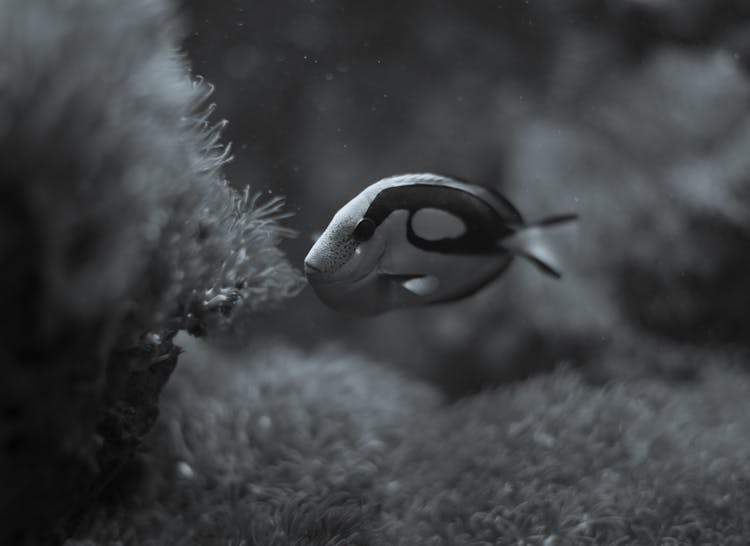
[258,415,272,430]
[364,438,385,451]
[386,480,400,492]
[250,484,265,495]
[177,461,194,479]
[533,430,555,448]
[325,73,334,81]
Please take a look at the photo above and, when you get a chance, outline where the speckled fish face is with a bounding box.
[304,191,387,296]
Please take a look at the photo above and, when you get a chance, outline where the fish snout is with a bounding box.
[303,260,324,277]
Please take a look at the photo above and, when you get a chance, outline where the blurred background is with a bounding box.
[181,0,750,397]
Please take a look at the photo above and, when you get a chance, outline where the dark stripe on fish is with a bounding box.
[363,182,519,254]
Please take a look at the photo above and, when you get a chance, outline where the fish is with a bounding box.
[303,173,577,315]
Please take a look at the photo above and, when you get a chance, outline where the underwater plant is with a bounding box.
[0,0,302,543]
[71,336,750,545]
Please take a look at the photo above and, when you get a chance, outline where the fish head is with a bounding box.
[304,191,389,312]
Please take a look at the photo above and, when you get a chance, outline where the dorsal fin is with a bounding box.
[433,174,524,225]
[378,272,441,296]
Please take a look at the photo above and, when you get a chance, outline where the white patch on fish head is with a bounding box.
[304,190,388,303]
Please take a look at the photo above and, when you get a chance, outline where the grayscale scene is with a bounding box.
[2,0,750,544]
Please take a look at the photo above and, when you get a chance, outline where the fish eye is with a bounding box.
[352,217,376,241]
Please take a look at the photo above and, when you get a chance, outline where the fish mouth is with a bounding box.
[306,268,373,288]
[303,261,323,276]
[305,247,385,288]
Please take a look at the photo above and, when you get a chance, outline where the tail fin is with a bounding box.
[500,214,577,279]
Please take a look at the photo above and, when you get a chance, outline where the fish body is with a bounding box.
[304,173,575,315]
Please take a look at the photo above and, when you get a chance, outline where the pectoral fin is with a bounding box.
[401,275,440,295]
[380,272,441,295]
